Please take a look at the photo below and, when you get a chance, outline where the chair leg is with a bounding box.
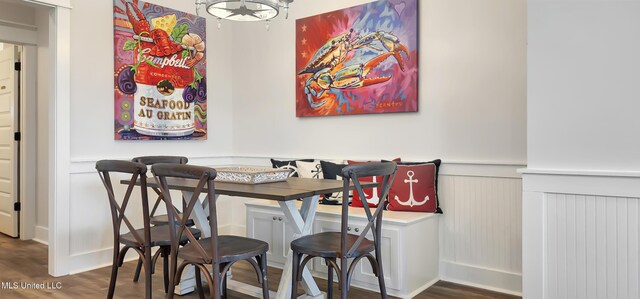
[162,247,169,293]
[375,250,387,299]
[133,257,143,282]
[340,257,348,299]
[195,266,205,299]
[144,248,153,299]
[107,245,120,299]
[259,253,269,299]
[212,263,222,299]
[291,252,301,299]
[166,251,179,299]
[326,259,333,299]
[222,271,228,299]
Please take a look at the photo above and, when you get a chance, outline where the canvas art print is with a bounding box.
[114,0,207,140]
[296,0,419,117]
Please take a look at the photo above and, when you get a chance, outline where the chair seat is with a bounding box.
[121,225,201,247]
[150,213,195,227]
[179,235,269,264]
[291,232,375,258]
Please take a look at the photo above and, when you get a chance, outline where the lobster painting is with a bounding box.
[113,0,208,140]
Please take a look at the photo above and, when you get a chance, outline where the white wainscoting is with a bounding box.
[66,156,237,274]
[66,156,524,296]
[522,170,640,299]
[438,168,523,295]
[545,193,639,299]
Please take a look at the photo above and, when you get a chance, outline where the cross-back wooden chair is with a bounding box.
[290,161,397,299]
[96,160,200,299]
[151,163,270,299]
[130,156,192,285]
[131,156,190,226]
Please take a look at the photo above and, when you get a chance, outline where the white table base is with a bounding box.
[180,191,324,298]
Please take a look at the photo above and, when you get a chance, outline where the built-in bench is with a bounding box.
[245,200,439,299]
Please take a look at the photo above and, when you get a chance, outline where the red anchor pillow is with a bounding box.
[347,159,401,208]
[388,160,442,213]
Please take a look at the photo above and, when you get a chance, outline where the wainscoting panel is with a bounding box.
[438,174,523,294]
[67,157,237,274]
[545,193,640,299]
[66,157,525,296]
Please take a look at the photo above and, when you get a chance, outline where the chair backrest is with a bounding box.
[96,160,150,247]
[151,163,218,263]
[340,161,397,258]
[132,156,189,165]
[131,156,189,217]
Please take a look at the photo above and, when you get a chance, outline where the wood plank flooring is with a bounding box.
[0,235,519,298]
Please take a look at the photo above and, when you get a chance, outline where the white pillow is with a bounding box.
[296,160,324,179]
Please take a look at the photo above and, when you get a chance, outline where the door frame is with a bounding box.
[40,0,72,278]
[2,0,72,277]
[0,30,37,241]
[20,44,37,242]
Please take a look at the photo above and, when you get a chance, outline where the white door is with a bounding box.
[0,45,19,237]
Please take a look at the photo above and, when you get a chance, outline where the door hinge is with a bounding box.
[14,62,21,71]
[14,132,21,141]
[14,202,20,211]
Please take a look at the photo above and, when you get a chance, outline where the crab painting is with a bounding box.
[298,29,409,109]
[295,0,419,117]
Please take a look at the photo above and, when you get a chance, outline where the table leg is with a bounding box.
[180,191,214,238]
[276,196,323,299]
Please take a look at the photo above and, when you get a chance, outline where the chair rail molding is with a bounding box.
[70,156,235,174]
[521,168,640,198]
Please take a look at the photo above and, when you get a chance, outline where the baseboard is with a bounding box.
[439,260,522,296]
[33,225,48,245]
[219,224,246,236]
[405,277,440,299]
[68,247,140,275]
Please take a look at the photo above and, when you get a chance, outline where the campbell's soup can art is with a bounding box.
[113,0,207,140]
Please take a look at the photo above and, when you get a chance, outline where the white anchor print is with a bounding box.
[395,170,429,207]
[362,176,380,205]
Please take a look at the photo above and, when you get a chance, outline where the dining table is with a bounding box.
[124,174,376,299]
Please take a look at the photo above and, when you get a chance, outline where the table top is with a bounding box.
[124,177,377,201]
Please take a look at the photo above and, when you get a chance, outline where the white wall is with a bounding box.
[228,0,526,294]
[59,1,526,295]
[69,0,234,160]
[65,0,235,270]
[231,0,526,164]
[528,0,640,172]
[0,1,35,26]
[525,0,640,298]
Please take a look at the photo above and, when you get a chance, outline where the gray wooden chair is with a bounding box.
[96,160,200,299]
[290,162,397,299]
[130,156,193,287]
[152,163,270,299]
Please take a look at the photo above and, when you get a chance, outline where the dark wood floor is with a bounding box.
[0,235,519,298]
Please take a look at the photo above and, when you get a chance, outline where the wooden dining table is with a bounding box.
[124,175,376,299]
